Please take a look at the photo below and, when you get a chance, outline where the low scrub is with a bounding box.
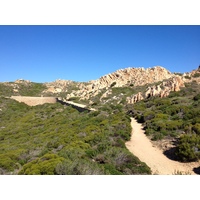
[0,97,150,175]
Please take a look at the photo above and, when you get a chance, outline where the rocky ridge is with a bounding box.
[90,66,172,87]
[41,66,200,103]
[55,66,176,100]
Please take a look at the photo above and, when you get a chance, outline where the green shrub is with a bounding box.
[193,93,200,101]
[152,132,164,141]
[192,123,200,135]
[104,164,123,175]
[184,76,191,80]
[0,155,17,171]
[176,134,200,162]
[56,158,105,175]
[192,73,200,78]
[155,113,169,120]
[18,154,64,175]
[143,111,155,121]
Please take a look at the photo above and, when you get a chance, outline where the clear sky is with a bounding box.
[0,25,199,83]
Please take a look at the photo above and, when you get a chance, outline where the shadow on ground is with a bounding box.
[193,167,200,175]
[163,147,178,161]
[164,148,200,175]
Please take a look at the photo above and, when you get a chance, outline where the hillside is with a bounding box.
[0,97,150,175]
[0,65,200,175]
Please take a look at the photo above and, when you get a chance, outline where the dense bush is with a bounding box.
[19,154,64,175]
[176,134,200,162]
[192,123,200,135]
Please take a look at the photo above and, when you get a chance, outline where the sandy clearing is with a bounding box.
[125,118,200,175]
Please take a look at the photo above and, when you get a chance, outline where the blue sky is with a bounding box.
[0,25,199,83]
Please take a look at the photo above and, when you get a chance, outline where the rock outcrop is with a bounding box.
[182,68,200,84]
[100,89,112,101]
[90,66,173,89]
[127,76,185,104]
[43,79,75,94]
[15,79,31,84]
[127,92,144,104]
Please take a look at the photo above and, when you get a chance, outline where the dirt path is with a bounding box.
[64,100,97,111]
[125,118,200,175]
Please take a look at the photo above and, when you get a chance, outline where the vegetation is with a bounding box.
[192,73,200,78]
[174,73,183,76]
[0,82,47,97]
[184,76,191,80]
[0,97,150,175]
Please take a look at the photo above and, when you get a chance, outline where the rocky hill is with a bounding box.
[39,66,178,101]
[1,65,200,106]
[64,66,200,104]
[65,66,175,100]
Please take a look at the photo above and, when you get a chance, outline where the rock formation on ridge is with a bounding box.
[127,76,185,104]
[49,66,175,100]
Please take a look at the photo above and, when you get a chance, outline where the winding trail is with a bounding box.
[125,118,199,175]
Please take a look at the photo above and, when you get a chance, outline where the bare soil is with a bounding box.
[125,118,200,175]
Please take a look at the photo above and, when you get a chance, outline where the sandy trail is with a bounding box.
[64,101,97,111]
[125,118,199,175]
